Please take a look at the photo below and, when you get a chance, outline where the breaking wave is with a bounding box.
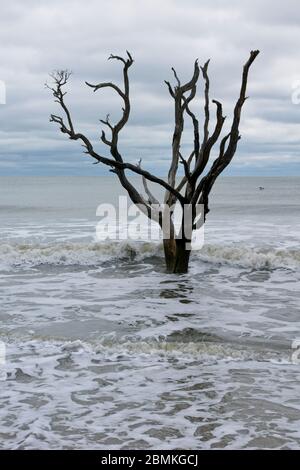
[0,240,299,270]
[0,240,162,270]
[198,244,300,270]
[2,335,289,365]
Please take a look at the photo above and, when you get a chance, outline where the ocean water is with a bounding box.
[0,175,299,449]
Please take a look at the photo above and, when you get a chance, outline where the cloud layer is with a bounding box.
[0,0,299,175]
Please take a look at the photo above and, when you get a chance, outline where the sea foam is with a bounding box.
[0,241,299,270]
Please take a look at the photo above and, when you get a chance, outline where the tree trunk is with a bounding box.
[163,238,191,274]
[173,239,191,274]
[163,238,176,272]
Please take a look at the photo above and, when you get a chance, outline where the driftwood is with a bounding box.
[47,50,259,273]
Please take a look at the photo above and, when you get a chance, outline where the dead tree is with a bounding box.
[47,50,259,273]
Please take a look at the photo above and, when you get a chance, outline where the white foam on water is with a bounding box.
[198,244,300,270]
[1,337,300,450]
[0,240,162,270]
[0,240,299,271]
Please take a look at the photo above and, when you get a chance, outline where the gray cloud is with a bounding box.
[0,0,299,175]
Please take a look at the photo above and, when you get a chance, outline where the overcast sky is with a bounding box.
[0,0,300,176]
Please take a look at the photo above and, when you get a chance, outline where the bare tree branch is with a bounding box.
[175,151,195,193]
[194,50,260,211]
[85,81,126,99]
[164,80,175,98]
[191,98,226,185]
[100,114,113,131]
[165,59,200,205]
[171,67,181,88]
[138,159,160,205]
[179,152,192,184]
[48,59,186,206]
[182,97,199,164]
[200,59,210,148]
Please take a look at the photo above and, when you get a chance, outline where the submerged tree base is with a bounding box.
[164,238,191,274]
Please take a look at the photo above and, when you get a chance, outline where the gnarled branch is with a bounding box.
[48,57,186,206]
